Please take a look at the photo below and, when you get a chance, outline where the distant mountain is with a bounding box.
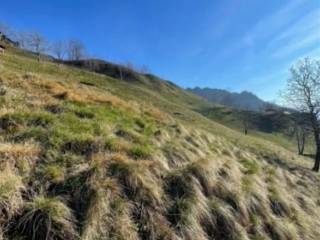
[187,87,269,111]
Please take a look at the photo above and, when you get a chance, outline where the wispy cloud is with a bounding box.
[245,0,308,44]
[268,7,320,59]
[269,9,320,44]
[271,32,320,58]
[215,0,308,60]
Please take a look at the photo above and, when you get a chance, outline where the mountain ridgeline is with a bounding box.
[188,87,270,112]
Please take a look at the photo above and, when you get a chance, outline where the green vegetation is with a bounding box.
[0,46,319,240]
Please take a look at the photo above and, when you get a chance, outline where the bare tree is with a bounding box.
[118,65,124,80]
[139,64,149,74]
[289,115,310,155]
[15,32,29,49]
[67,39,85,60]
[28,32,48,62]
[282,58,320,171]
[295,125,308,155]
[52,40,67,61]
[125,61,135,72]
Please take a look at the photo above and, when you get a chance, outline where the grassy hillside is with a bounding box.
[0,47,319,240]
[196,105,314,154]
[4,46,303,152]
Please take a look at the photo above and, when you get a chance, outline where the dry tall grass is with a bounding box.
[0,50,319,240]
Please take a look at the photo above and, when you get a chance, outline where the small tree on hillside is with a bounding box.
[67,39,85,61]
[282,58,320,172]
[52,40,67,61]
[139,65,149,74]
[289,114,310,155]
[16,32,29,49]
[28,32,48,62]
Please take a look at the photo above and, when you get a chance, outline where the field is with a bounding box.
[0,47,319,240]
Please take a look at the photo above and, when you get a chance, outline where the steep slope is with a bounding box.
[0,48,319,240]
[61,59,298,150]
[188,87,268,112]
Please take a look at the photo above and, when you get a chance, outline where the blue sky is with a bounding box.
[1,0,319,101]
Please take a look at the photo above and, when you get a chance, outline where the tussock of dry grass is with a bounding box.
[0,142,39,172]
[11,196,78,240]
[81,179,119,240]
[0,169,24,222]
[107,155,164,207]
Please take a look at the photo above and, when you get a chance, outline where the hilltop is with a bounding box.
[0,44,319,240]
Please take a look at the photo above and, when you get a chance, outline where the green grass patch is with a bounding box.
[41,164,65,184]
[128,144,153,159]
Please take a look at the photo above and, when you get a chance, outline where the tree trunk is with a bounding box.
[312,132,320,172]
[309,113,319,172]
[299,141,305,155]
[297,131,305,155]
